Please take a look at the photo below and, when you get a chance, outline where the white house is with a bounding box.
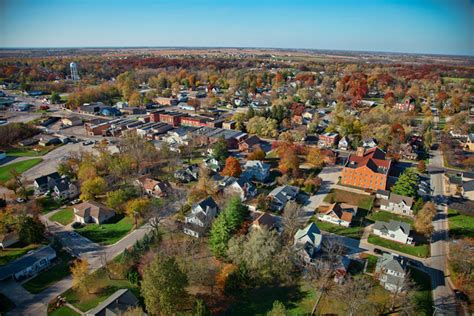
[362,138,378,148]
[375,253,408,293]
[372,220,413,244]
[183,197,220,238]
[217,176,257,201]
[53,178,79,200]
[0,232,19,249]
[74,201,116,224]
[0,246,57,281]
[268,185,299,211]
[242,160,270,182]
[338,136,350,150]
[317,203,358,227]
[379,193,414,216]
[294,223,323,263]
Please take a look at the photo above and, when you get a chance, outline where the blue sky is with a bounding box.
[1,0,473,55]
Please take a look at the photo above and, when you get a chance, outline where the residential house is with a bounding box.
[340,147,391,191]
[395,97,416,112]
[375,253,408,293]
[174,165,199,183]
[74,201,116,224]
[461,133,474,152]
[399,143,418,160]
[379,193,414,215]
[242,160,270,182]
[252,212,277,231]
[86,289,142,316]
[18,138,39,147]
[53,178,79,200]
[338,136,350,150]
[136,176,170,198]
[318,132,339,148]
[375,189,390,200]
[238,135,261,152]
[294,223,323,263]
[317,203,358,227]
[362,138,378,149]
[222,121,236,130]
[183,197,220,238]
[203,157,221,173]
[372,220,413,244]
[61,116,83,127]
[0,232,19,249]
[0,245,57,281]
[217,176,257,201]
[33,172,62,195]
[268,185,299,211]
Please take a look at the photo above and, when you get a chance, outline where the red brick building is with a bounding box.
[318,132,339,148]
[181,116,211,127]
[340,147,391,191]
[158,111,185,127]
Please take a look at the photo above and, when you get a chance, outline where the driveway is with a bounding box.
[302,165,341,215]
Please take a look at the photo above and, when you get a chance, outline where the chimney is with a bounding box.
[356,147,365,157]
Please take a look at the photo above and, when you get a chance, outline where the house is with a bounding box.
[362,138,378,149]
[18,138,39,147]
[338,136,350,150]
[373,220,413,244]
[218,176,257,201]
[379,193,414,215]
[183,197,220,238]
[375,253,408,293]
[318,132,339,148]
[238,135,261,152]
[321,149,338,166]
[74,201,116,224]
[268,185,299,211]
[399,143,418,160]
[375,189,390,200]
[252,212,277,231]
[395,97,416,112]
[38,135,61,147]
[0,232,19,249]
[294,223,323,263]
[53,178,79,200]
[86,289,142,316]
[203,157,221,173]
[317,203,358,227]
[222,121,236,130]
[174,165,199,183]
[61,116,83,127]
[461,133,474,152]
[136,176,170,198]
[340,147,391,191]
[0,245,57,281]
[242,160,270,182]
[33,172,62,195]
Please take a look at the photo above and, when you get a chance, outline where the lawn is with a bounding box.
[363,254,378,273]
[448,209,474,238]
[368,234,430,258]
[0,158,43,183]
[312,217,365,239]
[0,293,15,315]
[410,267,434,316]
[36,196,63,214]
[0,243,41,265]
[366,210,414,225]
[48,306,80,316]
[324,189,374,212]
[6,145,58,157]
[75,215,133,245]
[62,268,139,312]
[50,208,74,226]
[23,250,73,294]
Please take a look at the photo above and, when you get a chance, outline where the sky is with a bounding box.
[1,0,473,56]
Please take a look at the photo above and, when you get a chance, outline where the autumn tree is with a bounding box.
[80,176,107,201]
[449,238,474,296]
[247,145,266,160]
[141,255,188,315]
[281,201,305,245]
[413,202,436,237]
[221,156,242,177]
[125,198,151,227]
[188,166,218,203]
[417,160,426,173]
[305,147,325,169]
[71,258,93,295]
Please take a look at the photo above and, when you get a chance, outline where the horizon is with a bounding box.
[1,0,473,56]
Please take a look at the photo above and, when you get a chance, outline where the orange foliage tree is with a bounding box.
[221,156,242,177]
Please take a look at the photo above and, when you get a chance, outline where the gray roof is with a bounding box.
[373,220,411,235]
[0,246,56,280]
[376,253,406,274]
[86,289,140,316]
[387,193,413,207]
[269,185,299,204]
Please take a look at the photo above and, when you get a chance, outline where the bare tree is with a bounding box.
[281,201,306,244]
[388,272,418,314]
[334,275,374,316]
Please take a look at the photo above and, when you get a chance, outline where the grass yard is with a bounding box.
[324,189,374,212]
[6,145,59,157]
[364,254,378,273]
[410,268,434,316]
[36,196,62,214]
[448,209,474,238]
[442,77,474,83]
[0,158,43,183]
[23,250,73,294]
[75,215,133,245]
[0,243,41,265]
[368,234,430,258]
[62,268,139,312]
[367,210,414,225]
[0,293,15,315]
[50,208,74,226]
[48,306,80,316]
[312,217,365,239]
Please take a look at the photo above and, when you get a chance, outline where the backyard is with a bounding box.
[75,215,133,245]
[366,210,414,225]
[0,243,41,265]
[312,217,365,239]
[48,306,80,316]
[50,208,74,226]
[447,209,474,238]
[368,235,430,258]
[324,189,375,212]
[0,158,43,183]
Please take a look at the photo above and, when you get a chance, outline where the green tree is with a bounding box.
[125,198,151,227]
[141,255,188,315]
[193,299,211,316]
[211,137,229,164]
[267,301,288,316]
[391,168,419,198]
[106,188,137,212]
[18,216,45,244]
[50,92,61,104]
[80,176,107,201]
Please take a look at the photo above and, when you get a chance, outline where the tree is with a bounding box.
[71,258,93,295]
[18,215,45,244]
[391,168,418,198]
[279,149,299,177]
[305,147,325,169]
[125,198,151,227]
[247,116,278,138]
[106,188,137,212]
[4,178,19,195]
[281,201,305,244]
[193,299,211,316]
[334,275,374,316]
[449,238,474,295]
[211,137,229,164]
[221,156,242,177]
[247,145,266,160]
[266,301,288,316]
[413,202,436,237]
[80,176,107,201]
[141,255,188,315]
[387,272,418,313]
[417,160,426,173]
[50,92,61,104]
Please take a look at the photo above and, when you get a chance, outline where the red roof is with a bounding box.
[346,147,391,174]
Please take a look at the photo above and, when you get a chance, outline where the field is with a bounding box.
[368,235,430,258]
[0,158,43,183]
[0,243,41,265]
[75,216,133,245]
[367,210,414,225]
[448,209,474,238]
[50,208,74,226]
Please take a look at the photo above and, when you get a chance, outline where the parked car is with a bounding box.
[82,140,94,146]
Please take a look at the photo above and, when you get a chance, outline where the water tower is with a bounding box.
[70,62,80,81]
